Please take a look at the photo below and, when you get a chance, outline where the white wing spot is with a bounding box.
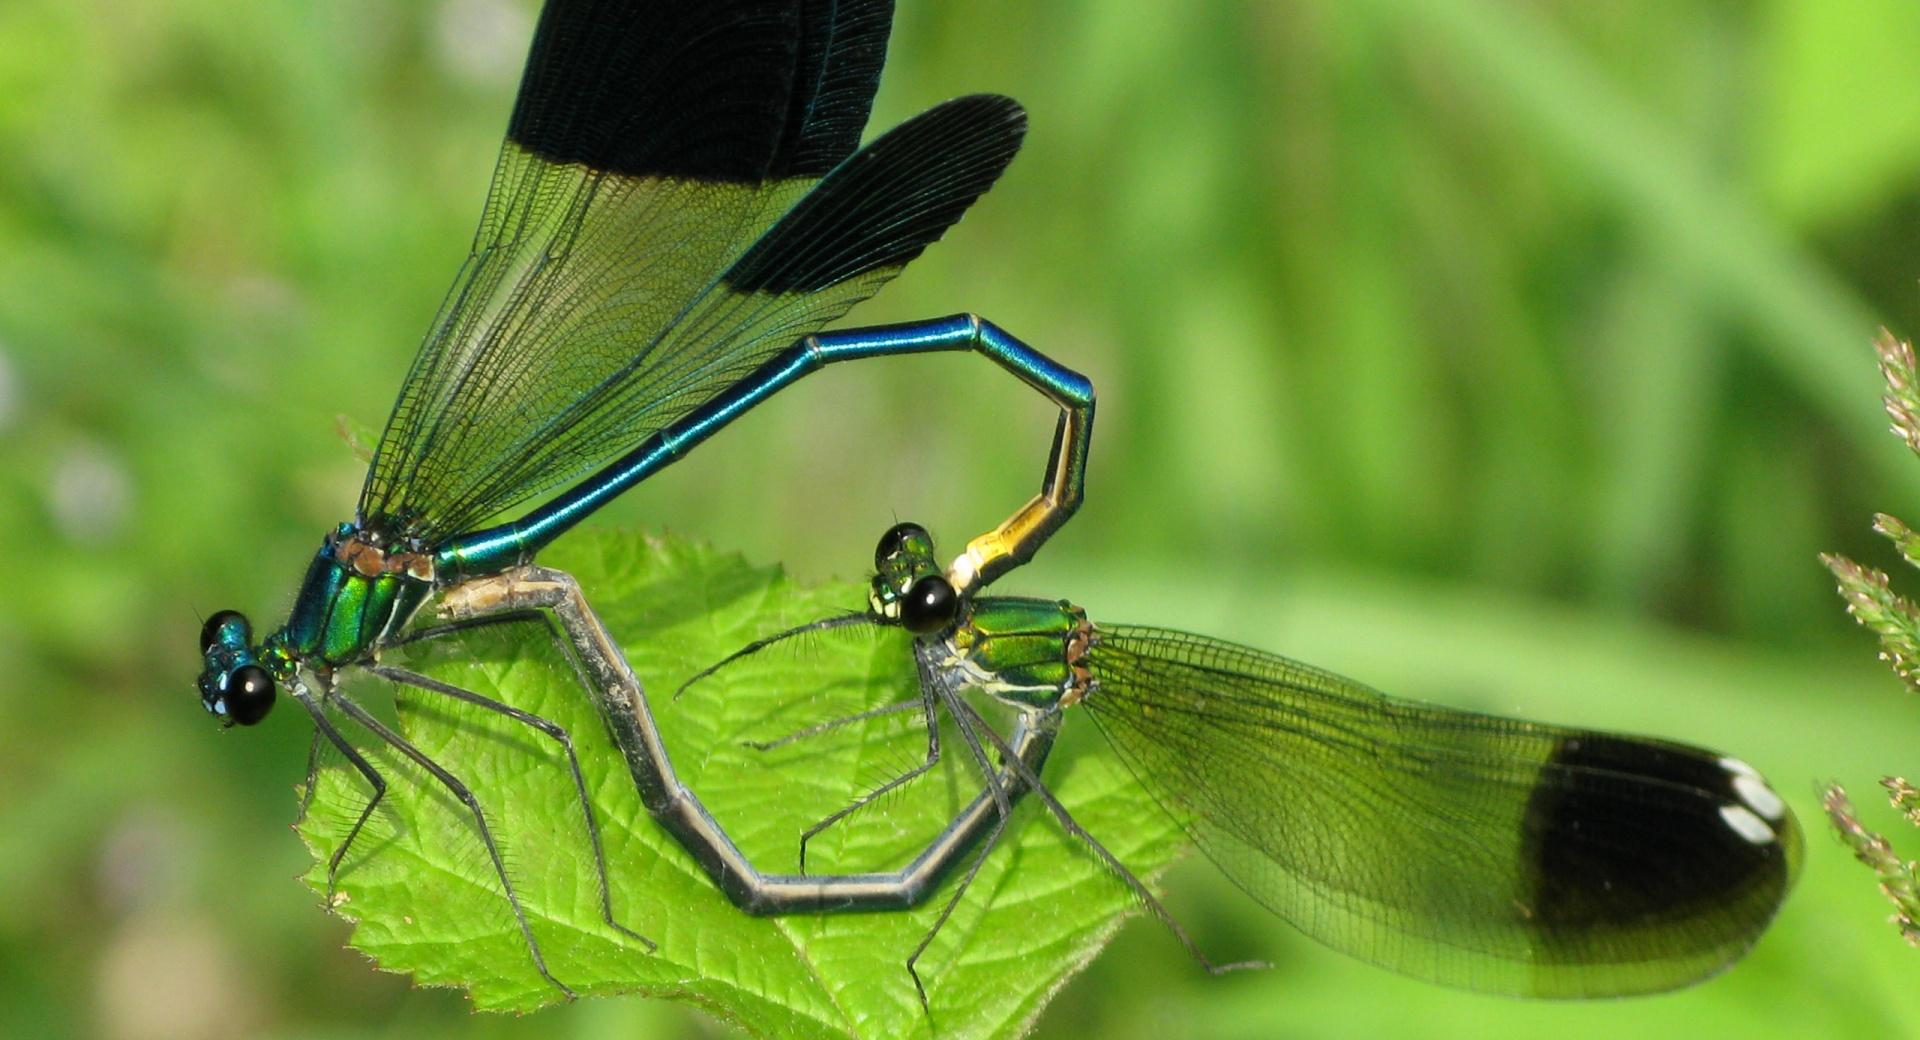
[1732,773,1787,822]
[1719,804,1776,846]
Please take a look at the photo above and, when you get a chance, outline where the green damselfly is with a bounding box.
[682,522,1800,1005]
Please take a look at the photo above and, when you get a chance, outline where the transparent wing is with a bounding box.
[1081,625,1800,998]
[406,94,1027,540]
[361,151,784,543]
[361,0,1006,543]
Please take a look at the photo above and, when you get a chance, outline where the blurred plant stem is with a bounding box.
[1822,329,1920,946]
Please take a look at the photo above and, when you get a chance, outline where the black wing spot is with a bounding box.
[725,94,1027,293]
[1521,734,1794,956]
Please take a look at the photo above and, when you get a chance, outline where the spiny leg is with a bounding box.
[783,652,1016,878]
[435,567,689,822]
[324,685,576,1000]
[743,697,923,752]
[428,566,1062,925]
[788,650,983,874]
[796,674,942,875]
[672,608,924,773]
[902,694,1036,1020]
[291,681,387,908]
[387,609,548,650]
[367,660,655,951]
[673,612,874,702]
[443,566,958,874]
[954,698,1268,978]
[898,693,1045,1011]
[906,805,1013,1014]
[297,722,325,820]
[927,653,1015,826]
[437,569,632,696]
[720,681,953,875]
[395,606,655,944]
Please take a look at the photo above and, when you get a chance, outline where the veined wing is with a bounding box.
[1080,625,1800,998]
[429,93,1026,540]
[361,0,1017,544]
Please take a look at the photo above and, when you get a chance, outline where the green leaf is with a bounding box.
[295,528,1188,1037]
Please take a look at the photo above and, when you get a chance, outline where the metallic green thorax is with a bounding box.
[848,520,1801,1000]
[868,521,1096,713]
[936,598,1094,713]
[264,524,433,675]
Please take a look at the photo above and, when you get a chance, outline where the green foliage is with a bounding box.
[298,530,1185,1036]
[9,1,1920,1037]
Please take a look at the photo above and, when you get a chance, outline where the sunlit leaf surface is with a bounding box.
[298,529,1186,1037]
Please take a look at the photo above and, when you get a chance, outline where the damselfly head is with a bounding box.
[873,521,936,571]
[868,522,963,635]
[197,609,276,726]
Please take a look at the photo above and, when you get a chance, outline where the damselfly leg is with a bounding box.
[289,673,579,998]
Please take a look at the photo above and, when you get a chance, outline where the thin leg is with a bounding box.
[897,689,1041,1010]
[907,808,1012,1015]
[665,606,948,869]
[325,684,576,1000]
[292,681,387,907]
[954,699,1268,977]
[797,678,941,875]
[433,575,952,886]
[297,724,325,820]
[436,570,677,814]
[668,600,1027,888]
[775,651,1021,876]
[393,607,624,760]
[386,607,549,650]
[928,654,1014,825]
[743,697,923,752]
[368,662,655,951]
[674,612,873,701]
[392,605,654,944]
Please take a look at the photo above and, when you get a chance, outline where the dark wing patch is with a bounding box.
[1521,735,1793,940]
[506,0,801,181]
[359,3,1029,543]
[727,94,1027,294]
[774,0,895,177]
[1079,626,1800,998]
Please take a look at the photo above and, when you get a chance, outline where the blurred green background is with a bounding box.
[4,0,1920,1036]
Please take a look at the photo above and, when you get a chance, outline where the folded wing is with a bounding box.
[1083,625,1800,998]
[361,1,1019,544]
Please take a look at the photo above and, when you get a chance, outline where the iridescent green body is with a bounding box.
[776,521,1803,1001]
[192,0,1094,1003]
[937,598,1089,712]
[868,523,1091,713]
[266,525,433,673]
[196,0,1086,726]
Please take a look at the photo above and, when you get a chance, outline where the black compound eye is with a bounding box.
[200,610,248,654]
[875,522,931,570]
[226,664,276,726]
[900,575,959,635]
